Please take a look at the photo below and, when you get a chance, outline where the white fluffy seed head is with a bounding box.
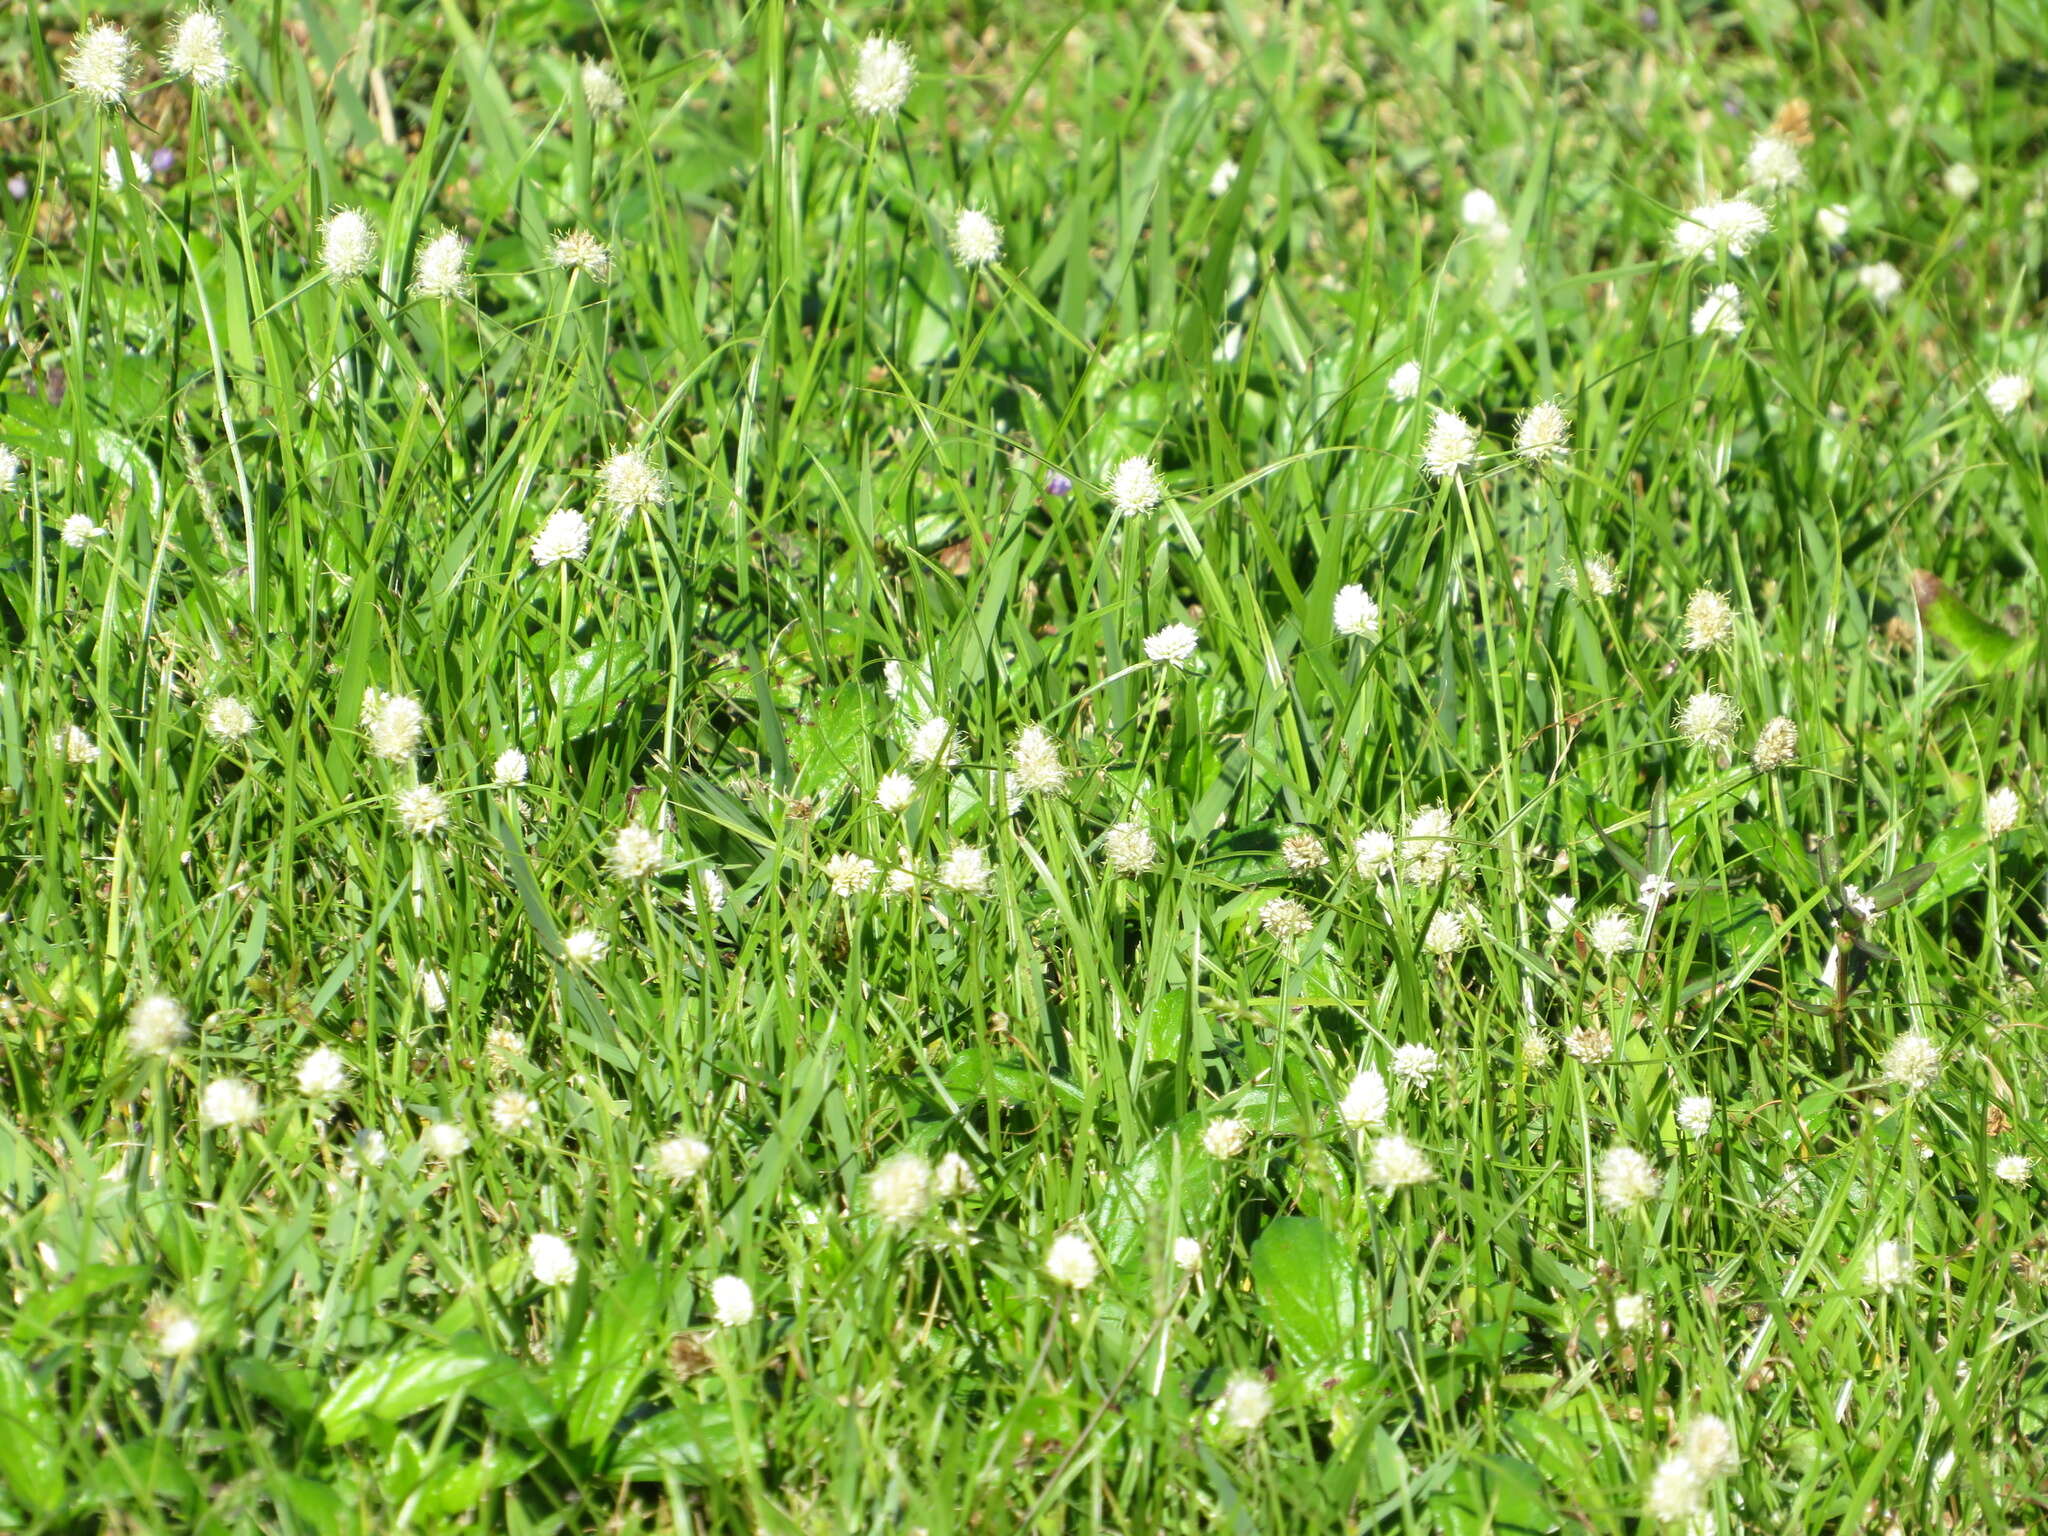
[598,449,668,513]
[848,36,915,119]
[1596,1145,1661,1213]
[1881,1032,1940,1091]
[1367,1134,1435,1191]
[363,689,427,761]
[1333,583,1381,639]
[199,1077,261,1130]
[1144,623,1200,668]
[1681,588,1737,651]
[579,58,626,115]
[548,230,612,283]
[936,844,994,895]
[866,1152,936,1228]
[1676,690,1741,752]
[607,823,666,882]
[1108,455,1165,517]
[823,851,878,896]
[319,209,379,284]
[493,748,529,786]
[1421,408,1481,477]
[127,993,190,1055]
[1513,400,1571,464]
[1670,197,1770,261]
[164,9,233,91]
[64,22,137,106]
[1691,282,1745,338]
[1009,724,1067,796]
[295,1046,350,1099]
[1044,1233,1099,1289]
[531,507,592,567]
[1588,908,1637,961]
[875,771,916,811]
[1103,821,1159,876]
[1750,715,1797,770]
[411,230,472,300]
[394,786,449,837]
[528,1233,578,1287]
[1338,1067,1388,1129]
[203,696,257,742]
[1677,1095,1714,1136]
[948,208,1004,267]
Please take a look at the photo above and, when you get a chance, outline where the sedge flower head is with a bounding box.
[1677,1095,1714,1137]
[490,1090,537,1134]
[65,22,137,107]
[1984,784,2022,836]
[1421,408,1481,478]
[598,449,667,513]
[203,696,257,743]
[579,58,626,115]
[493,748,529,786]
[295,1046,349,1099]
[875,771,916,811]
[1332,583,1381,639]
[1210,1373,1275,1434]
[867,1152,936,1228]
[1103,821,1159,875]
[710,1274,755,1326]
[1280,832,1329,873]
[1351,829,1397,879]
[849,36,915,119]
[653,1135,711,1182]
[1259,896,1314,946]
[1009,724,1067,796]
[1943,162,1980,201]
[363,689,427,761]
[164,10,233,91]
[1563,554,1623,598]
[1367,1134,1435,1192]
[606,824,666,883]
[1857,262,1903,307]
[319,209,378,283]
[936,844,993,895]
[61,515,105,549]
[824,851,878,896]
[1202,1116,1251,1159]
[1984,373,2032,419]
[1514,400,1572,465]
[1391,1043,1441,1087]
[1751,715,1797,770]
[145,1297,204,1357]
[681,868,727,915]
[1691,282,1745,338]
[1880,1032,1940,1091]
[410,230,472,301]
[934,1152,979,1198]
[531,507,592,567]
[906,715,958,769]
[1338,1067,1389,1129]
[199,1077,261,1130]
[1744,133,1804,189]
[1992,1154,2034,1185]
[1596,1145,1662,1213]
[127,993,190,1056]
[1815,203,1850,241]
[1862,1238,1911,1293]
[420,1120,471,1160]
[1044,1232,1099,1290]
[418,966,448,1013]
[394,786,449,837]
[1670,197,1770,261]
[1681,588,1737,651]
[1401,804,1457,883]
[1207,159,1239,197]
[1588,908,1637,961]
[1172,1236,1204,1271]
[548,230,612,283]
[562,928,609,966]
[1388,360,1422,401]
[62,725,101,765]
[1676,690,1741,752]
[1144,623,1200,668]
[948,208,1003,267]
[1108,455,1165,518]
[528,1233,578,1288]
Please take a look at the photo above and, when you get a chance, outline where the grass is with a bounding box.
[1,0,2046,1531]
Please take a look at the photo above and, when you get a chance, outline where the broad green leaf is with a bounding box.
[1249,1216,1369,1373]
[0,1351,65,1515]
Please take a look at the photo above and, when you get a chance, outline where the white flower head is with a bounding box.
[681,868,727,915]
[936,844,994,895]
[1862,1238,1911,1293]
[1984,784,2023,836]
[652,1135,711,1183]
[1107,455,1165,518]
[127,993,190,1056]
[62,725,101,766]
[1943,162,1980,201]
[1513,400,1571,465]
[1744,133,1804,190]
[948,208,1003,268]
[1637,872,1677,910]
[199,1077,261,1130]
[145,1297,204,1358]
[64,22,137,107]
[867,1152,935,1228]
[164,9,234,91]
[362,689,427,761]
[531,507,592,567]
[1596,1145,1661,1213]
[1588,908,1637,961]
[1044,1232,1100,1290]
[823,851,878,896]
[1258,896,1314,946]
[710,1274,755,1326]
[606,823,666,883]
[906,714,958,770]
[1209,1372,1275,1434]
[1681,588,1737,651]
[493,748,529,786]
[1983,373,2032,419]
[1367,1134,1435,1192]
[1856,262,1903,307]
[1421,408,1481,478]
[1401,804,1458,884]
[1351,829,1397,879]
[1144,623,1200,669]
[1670,198,1770,261]
[1545,894,1578,932]
[319,209,379,284]
[1815,203,1850,242]
[1103,821,1159,876]
[1201,1116,1251,1159]
[579,58,627,115]
[1691,282,1745,338]
[203,696,257,743]
[393,785,449,838]
[490,1090,537,1134]
[848,36,916,119]
[1009,724,1067,796]
[875,771,917,811]
[934,1152,978,1199]
[420,1120,471,1160]
[1172,1236,1204,1271]
[1332,583,1381,639]
[1388,360,1422,401]
[1880,1031,1940,1091]
[1676,690,1741,752]
[1993,1154,2034,1185]
[1207,158,1240,197]
[410,230,472,301]
[1390,1043,1441,1087]
[548,230,612,283]
[562,927,610,966]
[528,1233,578,1288]
[1751,715,1797,770]
[1338,1067,1388,1129]
[598,448,668,513]
[295,1046,350,1100]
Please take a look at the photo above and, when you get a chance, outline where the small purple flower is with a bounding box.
[151,148,177,177]
[1044,471,1072,497]
[5,175,27,202]
[1638,5,1659,23]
